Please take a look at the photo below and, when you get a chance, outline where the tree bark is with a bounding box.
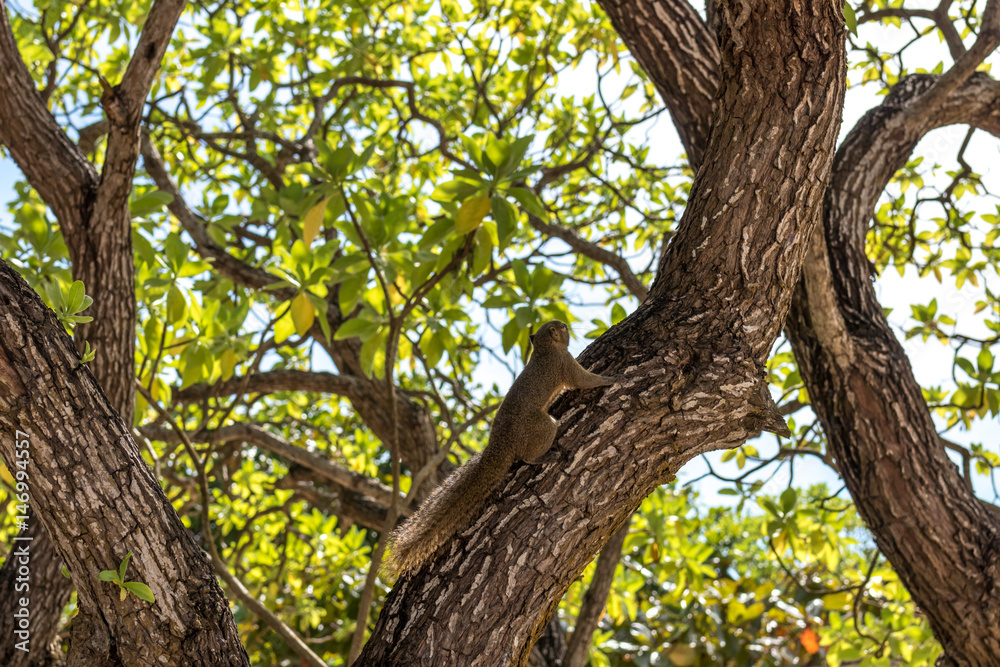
[0,509,70,665]
[1,2,256,663]
[592,0,1000,661]
[355,0,846,663]
[0,261,252,667]
[784,72,1000,665]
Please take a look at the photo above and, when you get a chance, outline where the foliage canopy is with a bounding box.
[1,0,998,664]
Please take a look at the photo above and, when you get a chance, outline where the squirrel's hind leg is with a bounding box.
[518,412,559,462]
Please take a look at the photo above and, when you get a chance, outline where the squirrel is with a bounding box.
[385,320,614,577]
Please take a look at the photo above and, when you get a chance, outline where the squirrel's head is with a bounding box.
[530,321,570,350]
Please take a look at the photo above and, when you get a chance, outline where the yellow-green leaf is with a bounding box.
[274,310,296,344]
[220,348,237,382]
[303,197,330,246]
[167,285,187,325]
[290,292,315,336]
[822,591,852,610]
[455,194,491,233]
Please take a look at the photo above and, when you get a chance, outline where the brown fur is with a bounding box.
[385,321,613,577]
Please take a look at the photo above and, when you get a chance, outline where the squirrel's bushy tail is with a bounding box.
[385,446,512,577]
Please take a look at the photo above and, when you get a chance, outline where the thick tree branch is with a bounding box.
[89,0,187,242]
[599,0,1000,657]
[1,3,187,662]
[357,1,844,663]
[0,0,97,225]
[896,0,1000,126]
[785,71,1000,664]
[0,259,250,667]
[176,369,362,401]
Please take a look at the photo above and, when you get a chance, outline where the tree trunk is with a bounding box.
[0,259,251,666]
[784,73,1000,665]
[562,522,629,667]
[355,0,846,663]
[593,0,1000,661]
[0,2,260,663]
[0,513,71,665]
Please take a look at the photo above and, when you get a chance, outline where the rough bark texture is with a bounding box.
[355,1,846,663]
[1,2,256,664]
[0,509,70,665]
[527,616,568,667]
[784,73,1000,665]
[0,261,252,667]
[0,1,97,660]
[592,0,1000,661]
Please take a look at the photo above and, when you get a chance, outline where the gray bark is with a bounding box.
[0,261,252,667]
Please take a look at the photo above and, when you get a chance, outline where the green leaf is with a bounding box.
[780,488,797,513]
[302,197,330,247]
[307,293,332,342]
[335,317,379,341]
[130,190,174,217]
[512,259,531,293]
[220,348,237,382]
[290,292,316,336]
[67,280,86,313]
[338,276,365,316]
[359,327,387,378]
[472,226,493,276]
[164,233,189,273]
[456,194,491,233]
[491,195,518,249]
[273,310,296,344]
[501,319,520,353]
[123,581,155,603]
[98,570,120,583]
[977,347,994,374]
[45,280,65,310]
[508,187,547,221]
[822,591,852,610]
[484,135,511,177]
[166,285,188,325]
[956,357,976,378]
[119,550,133,582]
[431,178,482,203]
[843,2,857,35]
